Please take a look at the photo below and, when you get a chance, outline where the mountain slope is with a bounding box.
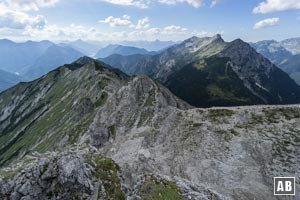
[0,57,187,166]
[103,35,300,107]
[96,44,149,58]
[23,45,84,80]
[279,54,300,85]
[0,57,299,199]
[0,70,24,92]
[100,54,149,74]
[164,57,263,107]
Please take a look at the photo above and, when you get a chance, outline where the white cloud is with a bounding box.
[158,0,203,8]
[210,0,222,7]
[0,4,46,29]
[100,15,151,29]
[1,21,220,42]
[253,0,300,14]
[4,0,60,11]
[98,0,149,8]
[163,25,187,32]
[136,17,150,29]
[98,0,221,8]
[253,18,279,29]
[126,25,220,41]
[100,15,133,27]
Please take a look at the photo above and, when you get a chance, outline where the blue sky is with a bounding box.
[0,0,299,42]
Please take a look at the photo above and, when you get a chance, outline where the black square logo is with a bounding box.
[274,177,295,195]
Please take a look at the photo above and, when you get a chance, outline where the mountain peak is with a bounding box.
[73,56,96,65]
[227,38,253,51]
[212,34,223,40]
[0,39,15,45]
[231,38,245,44]
[210,34,225,44]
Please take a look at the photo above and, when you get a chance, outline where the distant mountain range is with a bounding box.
[60,39,103,56]
[102,35,300,107]
[24,45,84,80]
[119,40,178,51]
[95,44,151,58]
[251,37,300,85]
[0,39,176,91]
[281,37,300,55]
[0,39,84,81]
[0,39,53,73]
[60,39,177,56]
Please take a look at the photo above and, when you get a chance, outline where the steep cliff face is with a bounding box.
[0,58,299,199]
[218,39,300,104]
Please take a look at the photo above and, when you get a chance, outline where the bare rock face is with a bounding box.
[0,147,222,200]
[89,84,300,199]
[0,148,95,200]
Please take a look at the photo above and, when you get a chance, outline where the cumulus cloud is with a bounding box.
[98,0,221,8]
[253,0,300,14]
[158,0,203,8]
[100,15,151,29]
[0,4,46,29]
[2,20,220,42]
[98,0,149,8]
[100,15,133,27]
[4,0,60,11]
[253,18,279,29]
[136,17,150,29]
[126,25,220,41]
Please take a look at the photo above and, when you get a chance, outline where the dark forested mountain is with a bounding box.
[95,44,150,58]
[102,35,300,107]
[0,69,24,92]
[0,57,299,200]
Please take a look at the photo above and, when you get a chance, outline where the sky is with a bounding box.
[0,0,299,42]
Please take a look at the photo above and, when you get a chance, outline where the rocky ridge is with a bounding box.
[0,58,299,199]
